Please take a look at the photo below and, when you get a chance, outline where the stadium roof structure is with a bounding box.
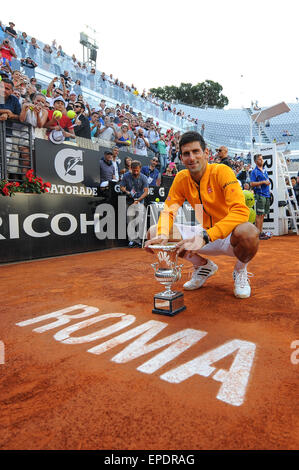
[251,102,290,124]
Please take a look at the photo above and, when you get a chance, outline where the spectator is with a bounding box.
[0,38,17,67]
[243,182,252,191]
[59,70,72,89]
[156,134,168,174]
[88,112,100,140]
[115,123,132,151]
[42,44,53,70]
[97,115,116,145]
[141,156,160,187]
[73,79,82,96]
[120,160,149,247]
[111,146,121,182]
[134,127,149,156]
[5,22,17,39]
[73,101,91,139]
[20,57,37,79]
[17,32,29,58]
[58,45,65,57]
[250,153,271,240]
[45,96,75,141]
[19,92,48,132]
[18,93,48,174]
[0,78,21,120]
[169,140,179,162]
[293,174,299,206]
[99,150,115,188]
[215,146,233,168]
[120,156,132,177]
[163,161,178,177]
[46,76,67,104]
[0,78,21,179]
[67,91,77,108]
[147,122,160,155]
[28,37,40,59]
[0,22,6,43]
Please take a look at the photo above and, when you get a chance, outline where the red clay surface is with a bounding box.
[0,235,298,450]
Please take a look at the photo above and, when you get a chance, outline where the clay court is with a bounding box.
[1,235,298,450]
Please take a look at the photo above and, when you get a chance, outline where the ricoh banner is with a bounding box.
[258,144,287,236]
[0,194,129,263]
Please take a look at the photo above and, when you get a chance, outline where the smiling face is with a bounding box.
[180,140,209,179]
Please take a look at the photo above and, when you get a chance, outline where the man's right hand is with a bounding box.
[144,235,168,253]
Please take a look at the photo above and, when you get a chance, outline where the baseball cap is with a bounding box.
[53,96,66,105]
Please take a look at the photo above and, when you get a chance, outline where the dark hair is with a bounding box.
[75,101,85,111]
[124,156,132,168]
[179,131,206,152]
[254,153,262,162]
[104,151,113,156]
[2,78,14,88]
[131,160,141,169]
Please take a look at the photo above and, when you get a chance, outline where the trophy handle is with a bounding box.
[151,262,158,272]
[175,264,184,281]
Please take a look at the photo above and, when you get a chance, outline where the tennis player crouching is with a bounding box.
[145,131,259,299]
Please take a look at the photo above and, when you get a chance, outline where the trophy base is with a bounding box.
[152,291,186,317]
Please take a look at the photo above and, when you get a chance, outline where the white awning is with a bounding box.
[251,102,290,123]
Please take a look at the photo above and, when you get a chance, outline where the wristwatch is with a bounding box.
[202,229,210,245]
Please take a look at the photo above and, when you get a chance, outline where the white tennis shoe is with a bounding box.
[233,269,253,298]
[183,260,218,290]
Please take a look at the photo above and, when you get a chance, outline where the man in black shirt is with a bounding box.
[215,146,233,168]
[73,102,91,139]
[5,22,17,39]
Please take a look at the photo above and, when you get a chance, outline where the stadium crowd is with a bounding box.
[0,20,200,126]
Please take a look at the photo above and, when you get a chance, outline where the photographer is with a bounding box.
[134,128,149,156]
[99,150,115,198]
[120,160,149,205]
[120,160,149,248]
[20,57,37,79]
[46,76,67,106]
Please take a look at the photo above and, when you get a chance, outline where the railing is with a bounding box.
[0,121,33,182]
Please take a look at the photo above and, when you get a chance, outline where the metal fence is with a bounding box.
[0,121,33,182]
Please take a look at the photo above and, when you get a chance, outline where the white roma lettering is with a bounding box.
[88,320,207,374]
[54,313,136,344]
[16,304,99,333]
[160,339,256,406]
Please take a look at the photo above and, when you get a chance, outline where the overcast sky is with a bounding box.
[3,0,299,108]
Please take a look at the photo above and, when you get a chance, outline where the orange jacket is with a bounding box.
[157,164,249,242]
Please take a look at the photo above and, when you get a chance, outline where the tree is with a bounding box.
[150,80,229,108]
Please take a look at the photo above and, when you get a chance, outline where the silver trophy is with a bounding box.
[150,244,186,316]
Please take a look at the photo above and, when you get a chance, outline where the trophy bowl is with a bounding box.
[150,244,186,316]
